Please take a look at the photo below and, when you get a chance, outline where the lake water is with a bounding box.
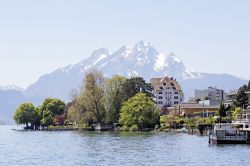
[0,125,250,166]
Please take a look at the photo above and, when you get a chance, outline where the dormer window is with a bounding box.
[160,87,163,90]
[163,83,166,86]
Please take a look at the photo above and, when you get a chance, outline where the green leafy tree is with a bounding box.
[122,77,152,101]
[75,69,105,124]
[234,87,249,108]
[104,75,126,123]
[232,107,242,121]
[13,103,36,128]
[33,108,41,129]
[119,93,159,130]
[195,117,215,135]
[39,98,66,127]
[67,105,77,124]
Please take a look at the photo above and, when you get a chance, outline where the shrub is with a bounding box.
[121,126,130,132]
[160,115,168,123]
[130,125,139,132]
[155,125,160,130]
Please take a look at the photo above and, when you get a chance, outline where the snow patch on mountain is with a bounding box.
[93,54,108,65]
[0,85,24,92]
[23,41,247,101]
[154,53,167,71]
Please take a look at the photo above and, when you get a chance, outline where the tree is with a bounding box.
[33,108,41,129]
[104,75,126,123]
[232,107,242,121]
[13,103,36,128]
[218,103,227,117]
[75,69,105,124]
[122,77,152,101]
[248,80,250,91]
[204,96,209,100]
[119,93,159,130]
[66,105,77,124]
[39,98,66,127]
[242,84,248,91]
[234,87,249,108]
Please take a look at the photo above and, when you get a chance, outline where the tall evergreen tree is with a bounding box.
[242,84,248,91]
[247,80,250,91]
[234,87,249,109]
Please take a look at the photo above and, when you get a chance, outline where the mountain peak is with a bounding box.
[90,47,109,57]
[167,52,182,64]
[134,41,152,52]
[24,41,247,102]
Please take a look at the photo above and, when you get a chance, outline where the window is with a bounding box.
[158,101,163,104]
[163,83,166,86]
[174,96,179,99]
[160,87,163,90]
[159,92,162,94]
[174,92,178,94]
[174,101,179,104]
[158,96,163,99]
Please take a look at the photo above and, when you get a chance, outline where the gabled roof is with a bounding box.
[150,76,181,91]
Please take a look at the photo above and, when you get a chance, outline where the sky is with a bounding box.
[0,0,250,89]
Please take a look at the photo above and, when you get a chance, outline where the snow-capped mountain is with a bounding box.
[24,41,246,101]
[24,41,207,100]
[0,41,247,124]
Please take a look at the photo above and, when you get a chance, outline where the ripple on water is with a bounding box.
[1,126,250,166]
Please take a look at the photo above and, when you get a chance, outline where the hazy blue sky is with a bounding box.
[0,0,250,88]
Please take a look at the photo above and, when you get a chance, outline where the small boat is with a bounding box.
[209,109,250,144]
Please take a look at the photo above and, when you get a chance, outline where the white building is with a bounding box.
[224,91,250,107]
[195,87,225,104]
[150,76,183,109]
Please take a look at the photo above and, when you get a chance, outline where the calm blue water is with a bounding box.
[0,125,250,166]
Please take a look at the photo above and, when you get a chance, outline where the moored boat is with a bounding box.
[209,109,250,144]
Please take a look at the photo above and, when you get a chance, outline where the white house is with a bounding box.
[150,76,183,109]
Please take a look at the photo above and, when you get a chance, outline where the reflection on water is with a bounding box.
[1,125,250,166]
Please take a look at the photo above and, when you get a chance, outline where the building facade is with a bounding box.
[179,104,219,117]
[224,91,250,107]
[195,87,225,104]
[150,76,183,109]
